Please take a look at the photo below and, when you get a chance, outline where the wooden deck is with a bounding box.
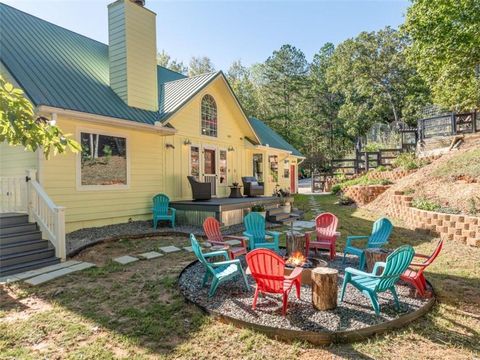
[170,196,291,226]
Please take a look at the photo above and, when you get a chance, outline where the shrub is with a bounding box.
[338,195,354,206]
[375,165,388,172]
[403,188,415,195]
[412,197,440,212]
[380,179,393,185]
[363,142,382,152]
[251,204,265,212]
[467,196,480,216]
[392,153,427,170]
[331,184,342,195]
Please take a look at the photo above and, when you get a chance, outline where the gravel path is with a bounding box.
[179,253,430,333]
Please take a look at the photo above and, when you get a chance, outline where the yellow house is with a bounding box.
[0,1,304,238]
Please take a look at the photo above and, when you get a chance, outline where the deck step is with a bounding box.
[268,213,291,222]
[0,239,50,255]
[0,247,56,267]
[0,213,29,228]
[0,223,37,236]
[0,256,61,276]
[0,230,43,245]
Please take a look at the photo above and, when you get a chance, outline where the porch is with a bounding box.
[170,196,294,226]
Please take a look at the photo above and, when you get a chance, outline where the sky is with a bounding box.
[3,0,410,71]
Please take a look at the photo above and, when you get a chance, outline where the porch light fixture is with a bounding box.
[183,139,192,146]
[228,146,235,152]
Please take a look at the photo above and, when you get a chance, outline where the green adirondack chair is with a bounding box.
[152,194,176,229]
[343,217,393,269]
[243,212,280,251]
[190,234,249,297]
[340,244,415,315]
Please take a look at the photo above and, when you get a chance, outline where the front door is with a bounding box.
[203,148,217,196]
[290,164,296,193]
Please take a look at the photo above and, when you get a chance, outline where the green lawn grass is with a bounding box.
[1,194,479,359]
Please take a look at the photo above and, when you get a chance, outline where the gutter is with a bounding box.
[36,105,177,135]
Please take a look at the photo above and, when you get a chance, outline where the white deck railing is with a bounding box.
[0,175,28,213]
[26,169,66,260]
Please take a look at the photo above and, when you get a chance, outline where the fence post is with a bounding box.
[451,112,456,135]
[364,152,369,171]
[473,109,477,133]
[55,206,66,261]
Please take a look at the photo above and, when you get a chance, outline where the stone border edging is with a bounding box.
[178,260,436,345]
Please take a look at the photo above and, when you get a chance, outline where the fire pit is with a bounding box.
[284,251,327,285]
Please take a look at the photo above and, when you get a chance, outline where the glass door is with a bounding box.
[203,147,217,196]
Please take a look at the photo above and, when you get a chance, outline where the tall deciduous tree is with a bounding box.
[188,56,215,76]
[327,27,430,135]
[404,0,480,110]
[226,60,259,116]
[157,50,187,74]
[0,76,80,158]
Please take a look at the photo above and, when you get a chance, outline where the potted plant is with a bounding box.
[251,204,266,218]
[273,187,291,213]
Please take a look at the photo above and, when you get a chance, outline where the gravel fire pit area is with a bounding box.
[179,254,435,344]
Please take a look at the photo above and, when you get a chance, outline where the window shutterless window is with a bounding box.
[190,146,200,178]
[201,94,217,137]
[79,132,127,187]
[219,150,227,185]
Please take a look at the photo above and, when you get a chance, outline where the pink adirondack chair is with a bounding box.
[305,213,340,260]
[400,239,443,297]
[246,249,302,316]
[203,217,248,260]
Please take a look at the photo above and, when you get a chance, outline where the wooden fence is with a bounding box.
[418,110,478,140]
[331,148,402,175]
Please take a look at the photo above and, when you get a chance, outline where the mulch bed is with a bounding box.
[178,253,430,333]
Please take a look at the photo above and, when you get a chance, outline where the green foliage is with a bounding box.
[403,187,415,195]
[363,142,383,152]
[0,75,81,158]
[412,197,441,212]
[188,56,215,76]
[379,179,393,185]
[337,195,354,206]
[467,196,480,216]
[156,50,187,74]
[392,152,427,170]
[251,204,265,212]
[226,60,259,117]
[374,165,388,172]
[331,184,342,195]
[404,0,480,110]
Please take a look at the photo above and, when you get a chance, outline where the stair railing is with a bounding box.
[26,169,66,260]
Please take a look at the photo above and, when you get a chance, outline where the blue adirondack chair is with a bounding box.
[152,194,176,229]
[190,234,249,297]
[340,244,415,315]
[243,212,280,251]
[343,217,393,269]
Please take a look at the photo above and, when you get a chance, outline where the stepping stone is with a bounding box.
[224,239,241,246]
[25,262,95,286]
[159,245,181,253]
[183,246,194,252]
[6,260,82,282]
[138,251,163,260]
[113,255,139,265]
[0,275,20,284]
[202,242,212,248]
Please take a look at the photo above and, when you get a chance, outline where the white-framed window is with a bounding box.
[219,149,227,185]
[77,129,129,190]
[190,145,200,178]
[269,155,278,183]
[253,154,263,182]
[284,159,290,178]
[201,94,217,137]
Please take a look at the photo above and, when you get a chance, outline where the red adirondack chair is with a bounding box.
[400,239,443,297]
[305,213,340,260]
[203,217,248,259]
[246,249,303,316]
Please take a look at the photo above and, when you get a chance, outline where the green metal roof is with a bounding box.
[248,117,304,157]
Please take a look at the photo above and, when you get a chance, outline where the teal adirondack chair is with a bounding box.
[243,212,280,251]
[343,217,393,269]
[190,234,249,297]
[152,194,176,229]
[340,244,415,315]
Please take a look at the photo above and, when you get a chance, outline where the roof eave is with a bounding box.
[37,105,177,135]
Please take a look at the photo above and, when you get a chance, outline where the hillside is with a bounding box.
[366,141,480,216]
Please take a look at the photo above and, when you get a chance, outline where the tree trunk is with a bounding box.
[311,267,338,310]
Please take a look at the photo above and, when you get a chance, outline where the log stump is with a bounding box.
[311,267,338,310]
[365,248,392,273]
[286,231,307,257]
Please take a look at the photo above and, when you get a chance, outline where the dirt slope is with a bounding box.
[366,141,480,215]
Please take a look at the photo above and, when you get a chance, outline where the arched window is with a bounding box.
[201,94,217,137]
